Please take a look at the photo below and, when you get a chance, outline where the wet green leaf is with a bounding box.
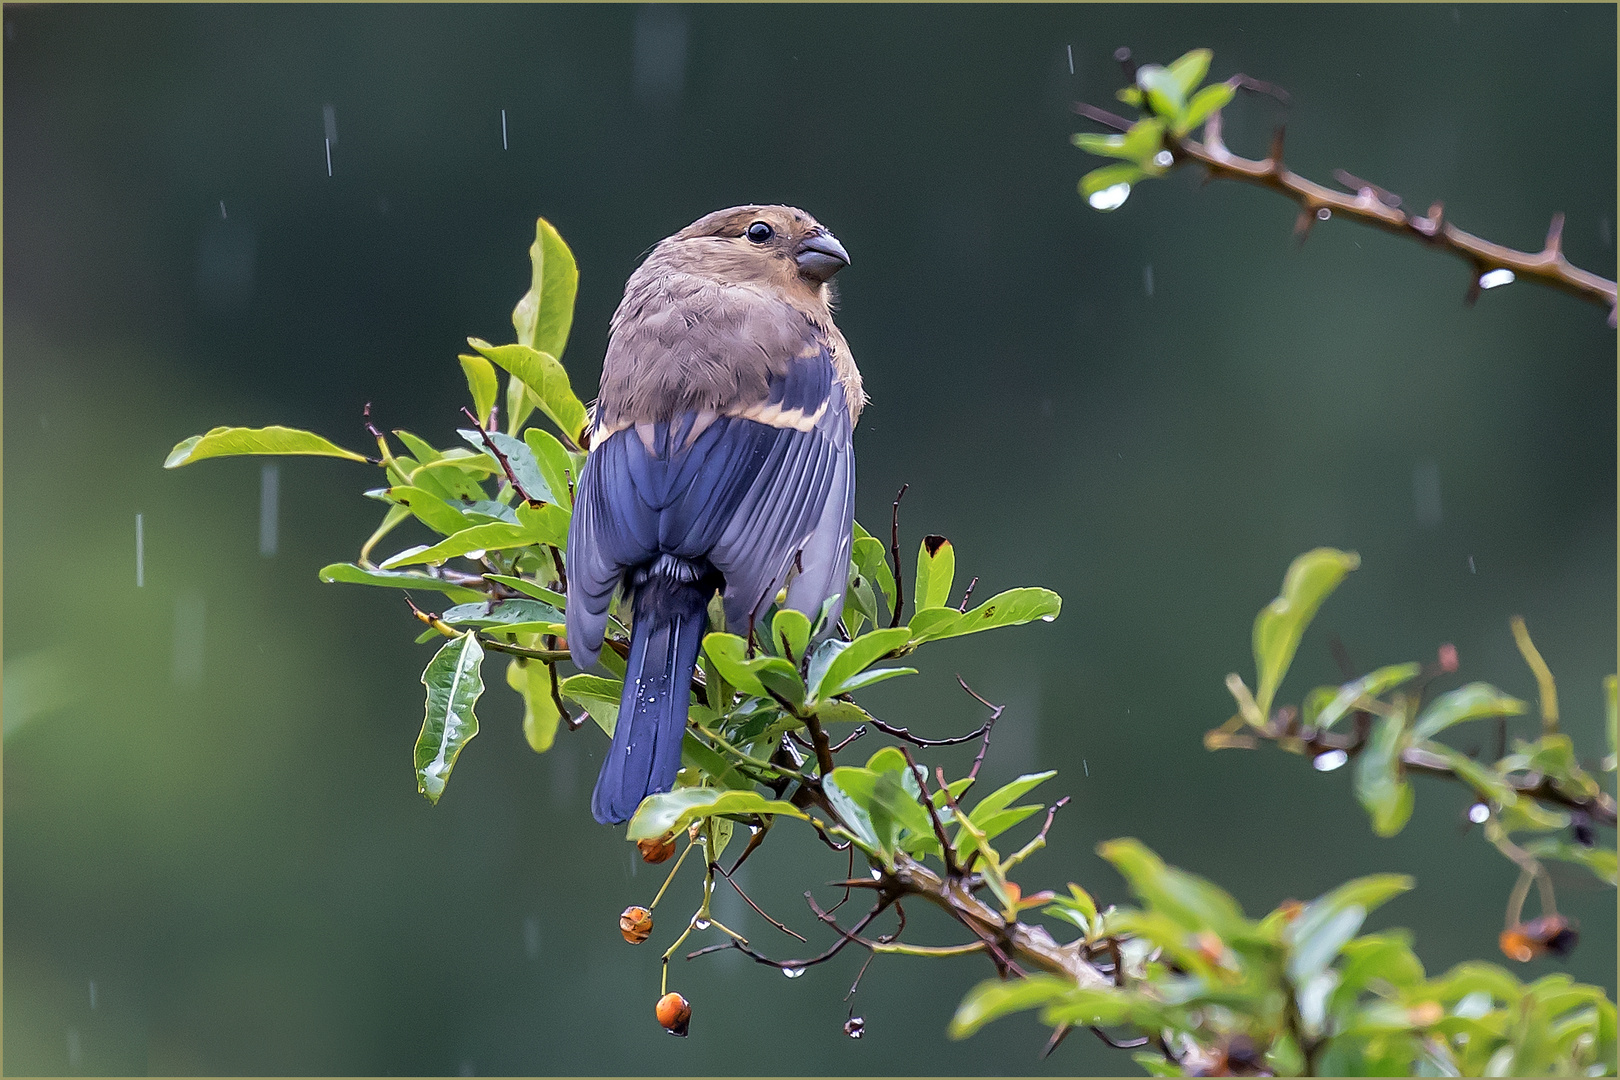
[415,633,485,803]
[1253,548,1361,720]
[457,428,554,504]
[771,608,812,662]
[524,428,576,509]
[367,485,477,537]
[701,633,805,704]
[626,787,807,842]
[506,658,561,752]
[1355,714,1413,836]
[470,338,587,448]
[969,771,1056,825]
[948,974,1074,1038]
[1314,663,1422,731]
[165,425,370,468]
[392,430,442,464]
[1332,931,1426,1016]
[1044,882,1099,935]
[1419,742,1520,807]
[440,598,565,636]
[460,353,499,424]
[481,574,567,608]
[381,503,569,567]
[1288,874,1413,984]
[511,216,578,361]
[1079,162,1144,202]
[914,535,956,610]
[1097,837,1247,940]
[1179,81,1235,134]
[1411,683,1527,741]
[907,588,1062,645]
[560,673,621,736]
[1165,48,1213,97]
[808,626,912,702]
[1135,64,1185,119]
[850,525,897,614]
[317,562,485,602]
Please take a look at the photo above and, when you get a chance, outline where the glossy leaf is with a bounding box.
[1354,714,1413,837]
[808,627,912,702]
[1043,882,1099,935]
[441,598,565,635]
[165,425,370,468]
[317,562,485,602]
[907,588,1061,645]
[914,535,955,611]
[415,633,485,803]
[392,430,442,464]
[469,338,588,448]
[381,504,570,567]
[625,786,807,842]
[524,428,576,509]
[460,353,499,424]
[1179,81,1235,134]
[368,485,476,537]
[1522,837,1618,885]
[1411,682,1527,741]
[511,216,578,361]
[1165,48,1212,98]
[1097,837,1247,940]
[850,525,897,613]
[771,607,812,662]
[1135,64,1185,119]
[969,771,1056,826]
[1288,874,1413,984]
[701,633,805,703]
[1313,662,1422,731]
[1420,742,1520,807]
[560,673,622,737]
[457,428,554,504]
[1079,162,1144,202]
[481,574,567,608]
[1253,548,1360,719]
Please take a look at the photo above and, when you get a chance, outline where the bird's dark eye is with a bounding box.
[746,221,774,243]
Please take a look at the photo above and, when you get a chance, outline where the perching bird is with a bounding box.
[566,206,864,825]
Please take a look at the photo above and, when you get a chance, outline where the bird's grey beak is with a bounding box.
[795,231,850,282]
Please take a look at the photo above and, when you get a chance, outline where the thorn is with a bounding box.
[1113,46,1136,84]
[1332,168,1401,208]
[1267,126,1286,170]
[1293,207,1316,244]
[1545,212,1566,257]
[1465,271,1483,307]
[1608,305,1616,329]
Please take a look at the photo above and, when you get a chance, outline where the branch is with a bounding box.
[461,406,546,505]
[887,483,909,627]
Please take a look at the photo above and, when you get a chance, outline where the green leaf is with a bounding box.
[1605,674,1617,770]
[1165,48,1213,98]
[1044,883,1100,935]
[523,428,577,509]
[368,486,477,537]
[850,526,897,615]
[459,353,499,424]
[482,574,567,608]
[560,673,622,737]
[1079,162,1144,203]
[457,428,554,504]
[948,974,1074,1038]
[1253,548,1361,719]
[381,503,570,567]
[511,216,578,361]
[833,666,917,694]
[415,633,485,803]
[507,658,561,752]
[317,562,485,602]
[808,626,913,702]
[470,339,588,448]
[392,430,442,464]
[1135,64,1186,120]
[625,787,808,842]
[1097,838,1247,940]
[440,598,565,635]
[165,425,370,468]
[771,608,812,662]
[1419,741,1520,807]
[1313,662,1423,731]
[1355,714,1414,837]
[1521,837,1618,885]
[907,588,1062,645]
[1411,683,1528,741]
[1179,81,1235,134]
[914,535,956,611]
[701,633,805,704]
[969,771,1056,825]
[1288,874,1413,985]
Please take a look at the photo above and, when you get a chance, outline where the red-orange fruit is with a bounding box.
[619,906,653,945]
[656,992,691,1037]
[638,835,677,864]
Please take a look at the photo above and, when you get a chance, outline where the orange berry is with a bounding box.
[619,905,653,945]
[638,835,677,864]
[656,991,691,1036]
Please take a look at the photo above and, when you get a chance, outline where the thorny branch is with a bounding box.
[1074,54,1619,324]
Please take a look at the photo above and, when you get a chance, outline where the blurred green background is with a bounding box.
[5,4,1614,1075]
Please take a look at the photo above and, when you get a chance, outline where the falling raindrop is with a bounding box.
[1468,555,1476,574]
[783,965,804,979]
[1312,749,1349,772]
[1067,45,1074,75]
[89,980,98,1010]
[1478,268,1515,290]
[1143,264,1154,297]
[135,513,145,587]
[259,463,280,557]
[1088,182,1131,212]
[1468,803,1490,824]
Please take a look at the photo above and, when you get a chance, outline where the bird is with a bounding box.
[565,205,864,825]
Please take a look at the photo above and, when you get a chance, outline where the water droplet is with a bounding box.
[1039,614,1056,622]
[1153,150,1173,168]
[870,869,882,880]
[783,965,804,978]
[1315,207,1331,221]
[1478,268,1515,290]
[694,917,711,930]
[1312,749,1348,772]
[1087,182,1131,211]
[1468,803,1490,824]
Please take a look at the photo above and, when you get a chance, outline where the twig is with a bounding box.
[887,484,909,627]
[899,747,960,875]
[713,861,808,942]
[720,898,893,972]
[1003,796,1072,871]
[461,406,544,505]
[956,676,1006,782]
[957,576,979,613]
[862,713,990,748]
[829,725,868,753]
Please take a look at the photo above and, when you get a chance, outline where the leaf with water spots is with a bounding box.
[415,633,486,804]
[907,588,1062,646]
[164,425,370,468]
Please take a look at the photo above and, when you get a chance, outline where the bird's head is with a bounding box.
[662,205,850,296]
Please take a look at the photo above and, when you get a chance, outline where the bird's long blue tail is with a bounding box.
[591,566,712,825]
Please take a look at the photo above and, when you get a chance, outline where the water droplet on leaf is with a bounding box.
[1312,749,1348,772]
[783,965,804,979]
[1088,182,1131,211]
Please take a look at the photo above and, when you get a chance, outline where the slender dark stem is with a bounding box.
[956,676,1005,782]
[899,746,960,875]
[863,714,990,748]
[826,846,857,915]
[713,861,808,942]
[461,406,544,505]
[722,898,893,972]
[829,725,868,753]
[546,544,568,596]
[887,483,909,627]
[957,576,979,613]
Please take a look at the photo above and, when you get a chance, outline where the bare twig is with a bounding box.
[899,746,960,875]
[862,713,991,748]
[461,406,545,505]
[956,676,1006,782]
[887,484,909,627]
[957,576,979,613]
[713,861,808,942]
